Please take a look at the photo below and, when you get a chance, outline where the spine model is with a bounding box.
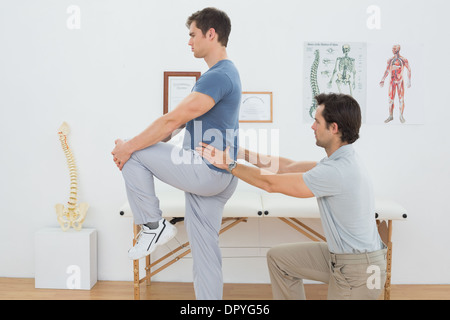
[55,122,88,231]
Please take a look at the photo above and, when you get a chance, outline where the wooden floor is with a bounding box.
[1,278,449,300]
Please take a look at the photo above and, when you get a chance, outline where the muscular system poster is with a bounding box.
[366,43,424,124]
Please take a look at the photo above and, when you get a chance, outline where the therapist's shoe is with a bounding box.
[128,218,177,260]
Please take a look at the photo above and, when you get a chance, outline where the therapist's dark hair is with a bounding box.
[315,93,361,144]
[186,7,231,47]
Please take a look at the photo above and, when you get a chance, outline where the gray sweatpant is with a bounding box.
[121,142,238,300]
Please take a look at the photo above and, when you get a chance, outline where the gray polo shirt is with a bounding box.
[303,144,384,254]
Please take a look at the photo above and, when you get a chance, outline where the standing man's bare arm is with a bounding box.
[112,92,215,170]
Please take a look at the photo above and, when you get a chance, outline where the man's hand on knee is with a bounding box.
[111,139,132,171]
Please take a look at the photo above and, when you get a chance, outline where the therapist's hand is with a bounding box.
[196,142,231,171]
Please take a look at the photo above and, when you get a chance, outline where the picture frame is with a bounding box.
[163,71,201,114]
[239,91,273,123]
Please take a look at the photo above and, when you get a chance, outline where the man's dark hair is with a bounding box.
[315,93,362,144]
[186,7,231,47]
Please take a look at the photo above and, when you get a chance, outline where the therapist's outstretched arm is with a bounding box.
[196,143,314,198]
[240,147,317,174]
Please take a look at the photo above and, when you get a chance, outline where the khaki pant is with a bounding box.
[267,242,387,300]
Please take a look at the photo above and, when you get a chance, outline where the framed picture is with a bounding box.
[239,92,273,123]
[163,71,201,114]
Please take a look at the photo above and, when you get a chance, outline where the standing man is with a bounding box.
[197,93,387,300]
[111,7,241,300]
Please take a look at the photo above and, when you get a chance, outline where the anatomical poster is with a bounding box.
[366,43,424,125]
[303,42,367,123]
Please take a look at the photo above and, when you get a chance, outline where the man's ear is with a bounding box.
[330,122,339,134]
[208,28,216,40]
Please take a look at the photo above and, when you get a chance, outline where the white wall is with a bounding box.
[1,0,449,284]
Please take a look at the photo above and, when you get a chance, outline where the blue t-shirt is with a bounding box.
[183,60,241,173]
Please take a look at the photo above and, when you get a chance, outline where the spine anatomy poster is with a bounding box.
[303,42,367,122]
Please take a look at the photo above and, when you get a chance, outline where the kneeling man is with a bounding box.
[197,93,387,300]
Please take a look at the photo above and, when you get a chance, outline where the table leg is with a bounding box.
[384,220,393,300]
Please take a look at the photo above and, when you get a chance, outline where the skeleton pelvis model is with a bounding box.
[55,122,89,231]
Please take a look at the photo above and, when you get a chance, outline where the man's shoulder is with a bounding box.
[202,63,232,79]
[306,158,341,179]
[211,60,239,76]
[200,61,240,89]
[197,69,233,93]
